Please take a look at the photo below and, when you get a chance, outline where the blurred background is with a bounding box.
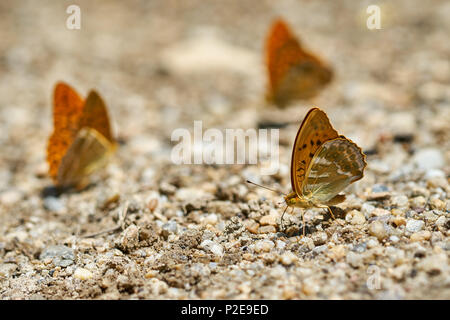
[0,0,448,201]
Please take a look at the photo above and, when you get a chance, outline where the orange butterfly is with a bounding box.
[283,108,366,234]
[47,82,117,189]
[265,19,333,107]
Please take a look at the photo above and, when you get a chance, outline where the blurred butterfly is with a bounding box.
[47,82,117,190]
[283,107,366,234]
[265,19,333,107]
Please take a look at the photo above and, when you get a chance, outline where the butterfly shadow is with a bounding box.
[41,182,97,198]
[278,206,346,237]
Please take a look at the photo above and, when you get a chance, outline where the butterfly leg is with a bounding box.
[318,205,335,220]
[301,210,306,236]
[326,206,335,219]
[280,206,288,232]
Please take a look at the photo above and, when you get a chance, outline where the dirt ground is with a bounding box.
[0,0,449,299]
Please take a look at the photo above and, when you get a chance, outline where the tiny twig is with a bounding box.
[81,201,129,238]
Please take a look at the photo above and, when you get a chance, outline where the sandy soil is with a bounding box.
[0,0,449,299]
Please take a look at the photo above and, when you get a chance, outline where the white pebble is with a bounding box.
[200,240,224,257]
[254,240,275,253]
[361,203,375,216]
[391,195,409,207]
[203,213,218,225]
[412,148,444,170]
[73,268,93,280]
[276,240,287,250]
[389,235,400,243]
[368,221,388,240]
[406,219,425,233]
[280,252,297,265]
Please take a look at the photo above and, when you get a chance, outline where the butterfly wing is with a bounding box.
[47,82,85,181]
[265,19,333,107]
[57,128,116,188]
[291,108,339,196]
[266,19,300,102]
[79,90,114,143]
[275,58,333,105]
[302,138,366,203]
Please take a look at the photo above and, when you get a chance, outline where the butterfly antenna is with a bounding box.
[246,180,286,196]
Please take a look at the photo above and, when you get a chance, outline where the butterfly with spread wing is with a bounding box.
[47,82,117,190]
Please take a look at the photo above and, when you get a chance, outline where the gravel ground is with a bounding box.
[0,0,449,299]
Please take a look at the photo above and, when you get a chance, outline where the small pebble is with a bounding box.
[259,212,278,226]
[200,240,224,257]
[313,245,328,254]
[203,213,218,225]
[406,219,425,233]
[117,224,140,251]
[367,238,379,249]
[424,169,445,180]
[145,270,158,279]
[276,240,286,250]
[161,220,178,237]
[417,253,447,275]
[368,221,388,240]
[410,196,426,208]
[279,252,297,266]
[299,237,315,251]
[435,216,446,227]
[410,231,431,242]
[258,225,276,234]
[0,190,23,205]
[0,263,17,277]
[73,267,93,280]
[391,216,406,227]
[43,197,65,213]
[39,245,75,267]
[391,195,409,208]
[412,148,444,170]
[429,198,445,211]
[361,203,375,216]
[391,208,404,216]
[328,245,347,260]
[311,231,328,245]
[389,235,400,243]
[254,240,275,253]
[372,184,389,193]
[346,251,363,268]
[350,210,366,225]
[244,220,259,234]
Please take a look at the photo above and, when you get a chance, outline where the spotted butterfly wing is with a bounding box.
[291,108,339,196]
